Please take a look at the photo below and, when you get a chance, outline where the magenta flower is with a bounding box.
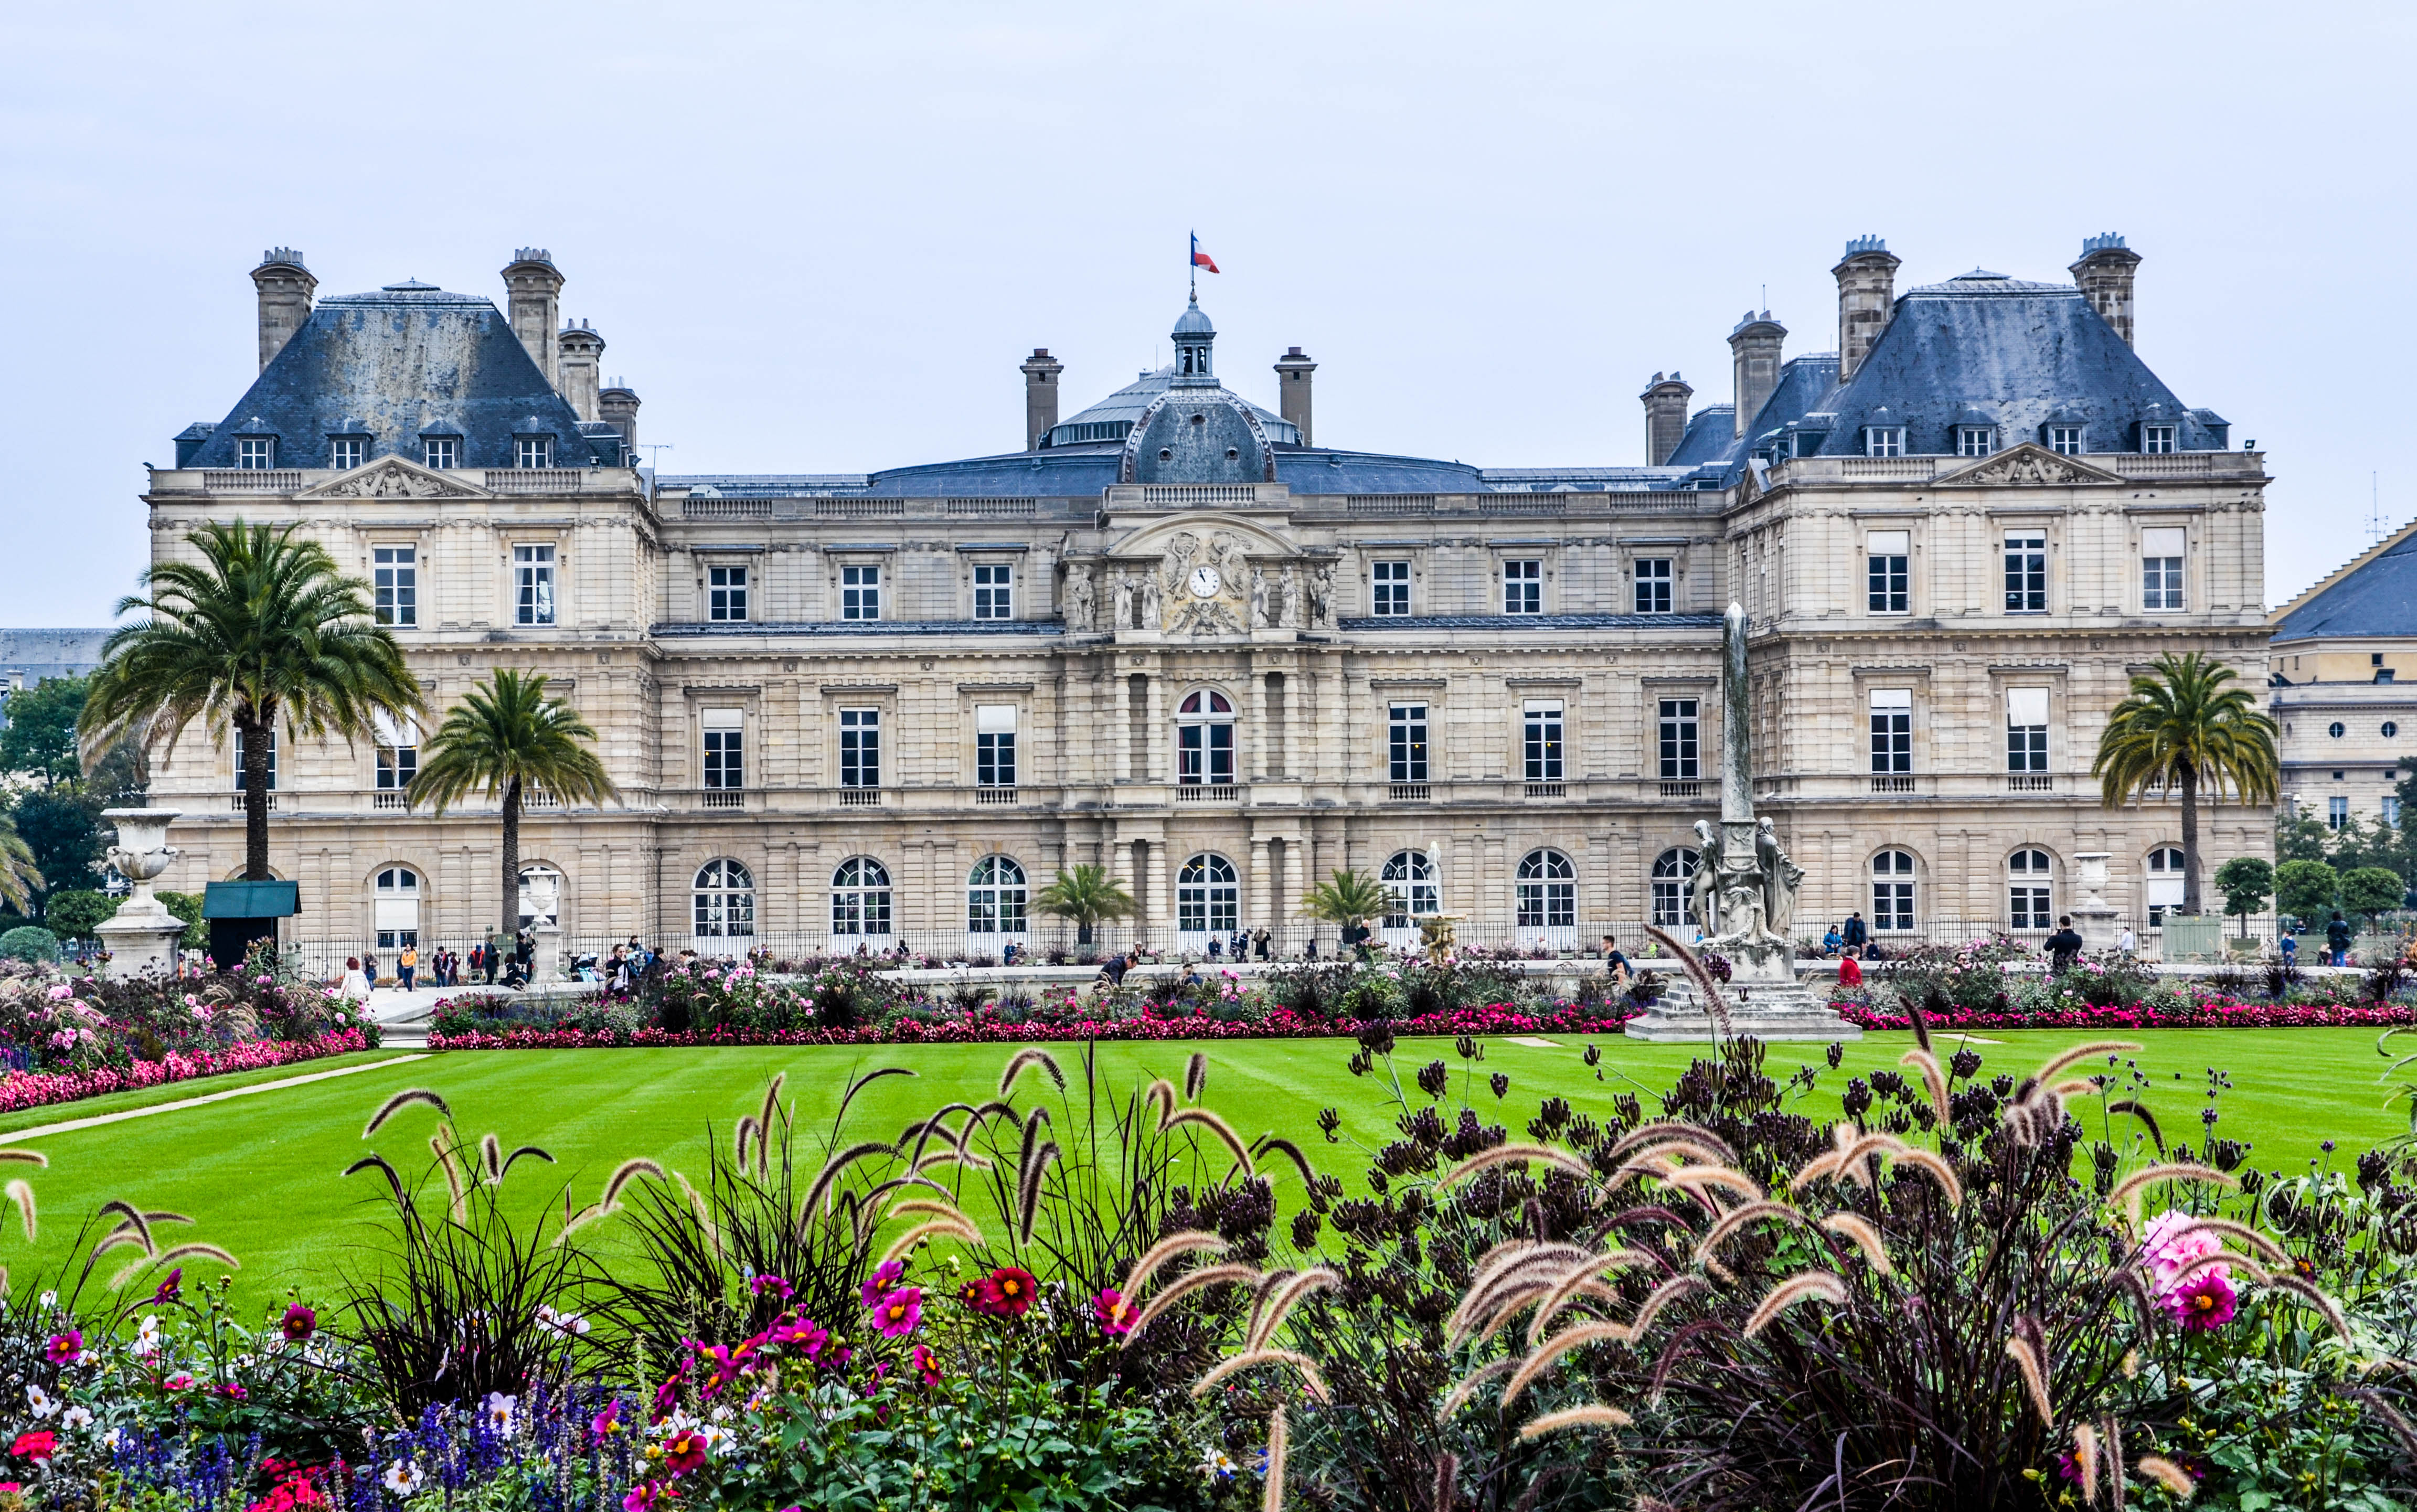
[2168,1270,2238,1331]
[281,1303,316,1342]
[764,1314,829,1360]
[750,1273,793,1301]
[869,1285,924,1338]
[589,1399,621,1445]
[41,1332,80,1366]
[860,1259,905,1308]
[1093,1288,1141,1337]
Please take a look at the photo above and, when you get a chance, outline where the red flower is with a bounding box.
[282,1303,316,1341]
[9,1430,54,1461]
[1093,1287,1141,1336]
[974,1266,1036,1318]
[911,1343,941,1387]
[662,1428,709,1474]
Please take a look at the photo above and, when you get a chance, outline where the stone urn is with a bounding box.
[95,808,186,979]
[2070,850,2120,953]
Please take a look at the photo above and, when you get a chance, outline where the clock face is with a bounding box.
[1188,565,1222,598]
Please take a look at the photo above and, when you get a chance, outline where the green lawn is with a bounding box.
[9,1028,2408,1315]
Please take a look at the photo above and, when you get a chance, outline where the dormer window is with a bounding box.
[1791,430,1825,458]
[2047,425,2084,455]
[423,437,459,470]
[236,437,275,470]
[2141,424,2176,454]
[1863,427,1904,458]
[329,438,364,470]
[1956,426,1996,457]
[515,437,553,468]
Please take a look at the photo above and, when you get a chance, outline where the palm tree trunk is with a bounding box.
[238,710,273,881]
[2180,764,2202,915]
[501,775,521,938]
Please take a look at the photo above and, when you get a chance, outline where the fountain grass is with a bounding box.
[1,1029,2400,1310]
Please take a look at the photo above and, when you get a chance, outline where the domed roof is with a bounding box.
[1043,366,1298,450]
[1120,389,1276,486]
[1172,292,1215,338]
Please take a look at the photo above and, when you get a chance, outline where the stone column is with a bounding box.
[1249,836,1272,929]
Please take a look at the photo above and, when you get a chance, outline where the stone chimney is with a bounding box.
[1275,346,1317,446]
[2070,233,2142,347]
[1639,371,1693,465]
[502,249,565,384]
[1018,348,1063,451]
[1832,236,1901,381]
[599,378,641,453]
[1728,315,1785,439]
[250,249,316,371]
[557,320,604,421]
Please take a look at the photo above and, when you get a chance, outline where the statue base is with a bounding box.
[96,905,185,981]
[1623,933,1861,1043]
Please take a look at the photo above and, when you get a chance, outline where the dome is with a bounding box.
[1120,389,1275,486]
[1172,293,1215,338]
[1044,366,1298,449]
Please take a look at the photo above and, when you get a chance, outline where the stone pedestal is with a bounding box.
[533,923,563,984]
[1623,935,1861,1042]
[95,809,185,981]
[2071,851,2120,954]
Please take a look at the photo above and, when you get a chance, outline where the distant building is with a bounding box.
[136,239,2268,955]
[0,629,111,729]
[2269,523,2417,833]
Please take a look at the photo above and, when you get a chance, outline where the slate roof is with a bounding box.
[2273,525,2417,640]
[180,283,609,471]
[1046,365,1298,448]
[1336,613,1722,632]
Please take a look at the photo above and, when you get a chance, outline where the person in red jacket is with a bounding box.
[1838,952,1864,988]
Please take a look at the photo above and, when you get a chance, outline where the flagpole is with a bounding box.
[1189,231,1196,300]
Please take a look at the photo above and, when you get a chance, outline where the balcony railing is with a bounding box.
[2006,773,2054,792]
[227,793,278,811]
[1389,782,1432,802]
[483,469,589,493]
[372,791,408,809]
[974,786,1019,804]
[203,470,303,492]
[815,498,904,518]
[836,787,882,806]
[701,789,746,809]
[1870,774,1918,794]
[682,498,774,520]
[1175,783,1242,802]
[1658,780,1701,800]
[945,499,1037,517]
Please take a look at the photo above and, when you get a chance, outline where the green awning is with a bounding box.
[201,881,300,919]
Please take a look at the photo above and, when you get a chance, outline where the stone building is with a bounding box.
[137,238,2271,958]
[2269,523,2417,835]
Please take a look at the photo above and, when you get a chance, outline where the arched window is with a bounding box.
[2146,846,2186,927]
[1380,849,1439,929]
[693,859,755,941]
[1176,690,1236,786]
[832,857,892,938]
[1516,849,1576,930]
[1177,854,1240,934]
[1871,850,1916,933]
[967,855,1028,935]
[2008,848,2053,930]
[1650,848,1697,928]
[374,866,420,949]
[516,866,560,929]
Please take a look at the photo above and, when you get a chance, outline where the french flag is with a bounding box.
[1190,233,1220,274]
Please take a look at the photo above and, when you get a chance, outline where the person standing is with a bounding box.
[1602,934,1632,986]
[2327,911,2355,966]
[483,930,501,985]
[338,956,371,1002]
[2117,925,2137,958]
[398,943,418,992]
[364,949,381,989]
[2045,915,2085,972]
[1840,913,1868,953]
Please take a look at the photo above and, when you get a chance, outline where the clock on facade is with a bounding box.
[1188,565,1222,598]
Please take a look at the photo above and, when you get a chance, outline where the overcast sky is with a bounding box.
[1,1,2407,624]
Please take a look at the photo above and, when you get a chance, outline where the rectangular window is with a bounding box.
[1866,530,1909,614]
[839,708,880,788]
[2006,687,2049,773]
[2010,886,2053,931]
[1657,698,1698,780]
[2141,526,2185,611]
[1388,703,1429,783]
[1868,688,1912,774]
[1957,426,1995,457]
[2142,424,2177,454]
[375,743,416,791]
[972,563,1013,620]
[373,546,417,627]
[1864,427,1903,457]
[975,704,1017,787]
[423,438,458,470]
[702,709,743,790]
[1371,560,1411,616]
[2330,795,2350,830]
[515,437,552,468]
[2048,425,2084,455]
[1633,557,1672,613]
[2003,532,2046,612]
[236,437,274,469]
[1522,699,1563,781]
[1503,559,1542,615]
[232,727,276,791]
[330,438,364,470]
[841,564,881,621]
[708,565,748,622]
[514,545,556,625]
[2387,794,2404,827]
[1177,719,1234,785]
[1872,879,1915,932]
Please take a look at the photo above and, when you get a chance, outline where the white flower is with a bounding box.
[132,1314,161,1358]
[100,1425,122,1450]
[25,1383,55,1418]
[483,1390,517,1436]
[60,1405,90,1431]
[1200,1448,1238,1481]
[383,1460,426,1495]
[36,1291,56,1312]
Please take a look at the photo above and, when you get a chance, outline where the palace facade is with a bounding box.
[139,238,2272,956]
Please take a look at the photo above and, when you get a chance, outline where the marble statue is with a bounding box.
[1066,568,1094,631]
[1112,572,1133,630]
[1279,565,1299,629]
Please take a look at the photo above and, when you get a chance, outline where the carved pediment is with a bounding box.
[299,456,492,501]
[1093,514,1328,634]
[1934,442,2121,487]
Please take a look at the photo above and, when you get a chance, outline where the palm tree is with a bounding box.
[81,520,422,881]
[1301,868,1392,934]
[0,818,39,917]
[407,670,615,936]
[1031,864,1136,945]
[2092,650,2280,915]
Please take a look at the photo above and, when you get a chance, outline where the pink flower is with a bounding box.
[42,1330,81,1365]
[622,1481,670,1511]
[1093,1288,1140,1337]
[869,1285,923,1338]
[162,1372,196,1391]
[2168,1270,2238,1331]
[911,1343,941,1387]
[2142,1209,2229,1297]
[750,1273,793,1301]
[589,1399,621,1444]
[764,1314,828,1360]
[9,1430,53,1461]
[859,1259,904,1308]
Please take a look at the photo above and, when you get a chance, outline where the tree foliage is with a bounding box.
[0,675,86,788]
[2093,651,2279,914]
[158,889,207,949]
[2212,855,2274,922]
[41,888,113,942]
[1030,864,1135,944]
[2276,858,2340,923]
[2341,865,2407,924]
[80,519,422,880]
[1300,868,1391,931]
[8,791,98,906]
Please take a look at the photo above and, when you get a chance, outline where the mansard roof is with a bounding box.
[2273,519,2417,641]
[181,282,607,471]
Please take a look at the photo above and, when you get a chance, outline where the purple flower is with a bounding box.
[869,1285,923,1338]
[859,1259,904,1308]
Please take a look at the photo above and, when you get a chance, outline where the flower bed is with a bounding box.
[1841,996,2417,1032]
[0,1026,378,1114]
[427,1002,1636,1051]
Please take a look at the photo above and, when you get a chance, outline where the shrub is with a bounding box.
[0,926,57,963]
[158,889,207,949]
[2342,865,2408,925]
[40,889,114,943]
[2277,858,2341,923]
[2214,856,2274,925]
